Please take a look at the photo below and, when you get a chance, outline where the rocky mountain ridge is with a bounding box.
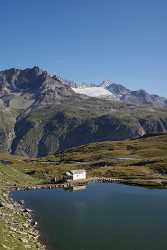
[0,66,167,157]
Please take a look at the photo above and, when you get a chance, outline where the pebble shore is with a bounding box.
[0,189,46,250]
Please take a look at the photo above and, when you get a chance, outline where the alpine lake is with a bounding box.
[12,183,167,250]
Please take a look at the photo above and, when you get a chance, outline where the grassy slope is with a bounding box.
[0,163,44,250]
[67,133,167,186]
[2,133,166,187]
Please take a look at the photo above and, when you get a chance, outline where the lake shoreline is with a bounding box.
[10,192,48,250]
[10,176,167,192]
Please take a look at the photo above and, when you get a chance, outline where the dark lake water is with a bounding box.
[12,183,167,250]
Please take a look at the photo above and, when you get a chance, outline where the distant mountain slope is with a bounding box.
[101,80,167,108]
[0,66,167,157]
[101,80,130,96]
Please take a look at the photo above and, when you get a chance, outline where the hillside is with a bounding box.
[0,162,44,250]
[43,133,167,186]
[1,133,166,187]
[1,66,167,157]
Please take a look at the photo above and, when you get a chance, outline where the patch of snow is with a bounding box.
[72,87,116,99]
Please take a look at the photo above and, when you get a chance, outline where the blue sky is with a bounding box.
[0,0,167,96]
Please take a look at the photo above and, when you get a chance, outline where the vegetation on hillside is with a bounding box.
[1,133,167,187]
[0,163,44,250]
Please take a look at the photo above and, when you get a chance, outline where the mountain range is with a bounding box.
[65,79,167,108]
[0,66,167,157]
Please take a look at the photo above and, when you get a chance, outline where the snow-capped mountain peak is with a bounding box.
[72,86,116,99]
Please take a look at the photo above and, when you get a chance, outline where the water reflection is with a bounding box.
[64,185,87,192]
